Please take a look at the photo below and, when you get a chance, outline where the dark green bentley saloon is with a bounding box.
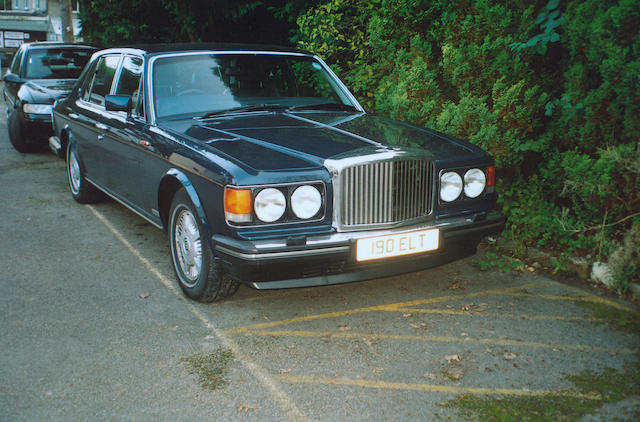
[51,44,505,302]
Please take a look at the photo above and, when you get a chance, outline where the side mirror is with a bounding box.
[105,94,132,113]
[3,73,22,84]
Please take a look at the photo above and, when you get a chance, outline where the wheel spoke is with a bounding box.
[174,208,203,284]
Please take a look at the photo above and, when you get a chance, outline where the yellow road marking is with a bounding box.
[392,307,606,322]
[234,329,636,354]
[227,281,555,334]
[502,292,639,314]
[278,375,602,400]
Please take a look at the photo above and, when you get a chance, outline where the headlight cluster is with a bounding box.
[225,183,324,225]
[23,103,53,115]
[440,167,493,203]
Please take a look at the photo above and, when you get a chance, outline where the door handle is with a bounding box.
[95,123,109,131]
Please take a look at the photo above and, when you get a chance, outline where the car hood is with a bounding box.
[161,111,481,172]
[23,79,76,102]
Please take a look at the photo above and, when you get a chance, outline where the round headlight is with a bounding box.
[254,188,286,222]
[464,168,486,198]
[291,185,322,219]
[440,171,463,202]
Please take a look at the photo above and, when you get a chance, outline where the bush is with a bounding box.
[296,0,640,292]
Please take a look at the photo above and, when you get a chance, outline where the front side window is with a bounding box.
[83,55,120,106]
[23,47,94,79]
[152,53,353,119]
[114,56,144,117]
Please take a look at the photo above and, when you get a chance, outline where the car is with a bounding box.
[51,43,505,302]
[3,42,97,153]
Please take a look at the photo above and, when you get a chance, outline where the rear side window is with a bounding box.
[82,55,120,106]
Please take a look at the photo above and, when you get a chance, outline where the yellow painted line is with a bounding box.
[392,308,605,323]
[502,292,639,314]
[235,329,637,354]
[227,281,555,334]
[278,375,602,400]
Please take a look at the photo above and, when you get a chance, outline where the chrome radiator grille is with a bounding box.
[338,159,433,229]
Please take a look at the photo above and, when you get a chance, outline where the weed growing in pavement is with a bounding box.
[180,348,234,391]
[444,301,640,421]
[575,301,640,335]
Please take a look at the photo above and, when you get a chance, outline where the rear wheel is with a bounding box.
[66,142,102,203]
[169,189,239,302]
[8,110,37,153]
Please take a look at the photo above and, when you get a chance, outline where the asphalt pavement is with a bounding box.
[1,98,638,421]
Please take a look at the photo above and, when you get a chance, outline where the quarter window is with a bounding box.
[83,55,120,106]
[114,56,144,117]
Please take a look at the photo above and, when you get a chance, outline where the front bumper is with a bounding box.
[213,210,505,289]
[21,112,53,144]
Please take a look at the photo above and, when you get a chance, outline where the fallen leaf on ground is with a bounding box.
[445,354,461,363]
[237,405,257,413]
[338,325,351,332]
[503,352,517,360]
[139,293,150,299]
[279,368,292,374]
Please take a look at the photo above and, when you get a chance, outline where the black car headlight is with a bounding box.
[254,188,286,223]
[23,103,53,115]
[463,168,486,198]
[440,171,463,202]
[291,185,322,219]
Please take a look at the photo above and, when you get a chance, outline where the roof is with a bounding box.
[112,42,312,56]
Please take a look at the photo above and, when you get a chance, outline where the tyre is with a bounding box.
[8,109,37,153]
[169,189,239,302]
[66,142,102,203]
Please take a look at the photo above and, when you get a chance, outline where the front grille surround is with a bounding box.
[332,158,434,231]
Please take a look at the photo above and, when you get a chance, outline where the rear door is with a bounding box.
[75,54,122,187]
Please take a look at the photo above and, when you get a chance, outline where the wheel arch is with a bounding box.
[158,169,211,239]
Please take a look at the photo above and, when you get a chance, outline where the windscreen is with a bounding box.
[152,53,354,119]
[24,48,95,79]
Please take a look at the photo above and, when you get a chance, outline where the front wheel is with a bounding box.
[8,110,37,153]
[169,189,239,302]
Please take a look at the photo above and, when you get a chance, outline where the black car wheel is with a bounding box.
[66,142,102,203]
[169,188,239,302]
[8,110,37,153]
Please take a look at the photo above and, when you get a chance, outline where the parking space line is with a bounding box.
[232,329,636,354]
[501,292,639,313]
[87,205,307,422]
[227,281,555,334]
[391,308,606,323]
[277,375,602,400]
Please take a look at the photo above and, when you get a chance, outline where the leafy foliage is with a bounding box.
[296,0,640,292]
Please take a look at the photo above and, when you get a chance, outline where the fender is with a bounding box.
[163,168,213,243]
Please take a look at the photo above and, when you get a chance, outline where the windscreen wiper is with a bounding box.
[288,102,359,112]
[199,104,288,119]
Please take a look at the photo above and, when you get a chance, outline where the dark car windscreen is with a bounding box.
[24,48,94,79]
[152,53,354,119]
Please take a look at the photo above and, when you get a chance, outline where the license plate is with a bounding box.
[356,228,439,262]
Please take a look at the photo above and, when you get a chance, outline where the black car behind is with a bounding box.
[3,42,96,153]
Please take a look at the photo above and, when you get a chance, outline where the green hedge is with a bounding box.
[297,0,640,291]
